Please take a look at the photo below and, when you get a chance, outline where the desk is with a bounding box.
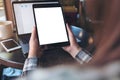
[0,43,94,69]
[0,49,25,69]
[0,48,76,69]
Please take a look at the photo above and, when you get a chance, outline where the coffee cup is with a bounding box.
[0,21,13,40]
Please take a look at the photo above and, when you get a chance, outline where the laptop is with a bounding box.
[12,1,59,56]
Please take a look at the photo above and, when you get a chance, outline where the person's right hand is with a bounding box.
[28,27,43,58]
[63,24,82,58]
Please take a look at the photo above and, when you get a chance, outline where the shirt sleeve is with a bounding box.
[75,49,92,64]
[22,58,39,76]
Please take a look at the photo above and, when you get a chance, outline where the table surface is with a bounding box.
[0,49,26,69]
[0,48,76,69]
[0,39,94,70]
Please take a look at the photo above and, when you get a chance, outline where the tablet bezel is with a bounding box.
[33,3,70,47]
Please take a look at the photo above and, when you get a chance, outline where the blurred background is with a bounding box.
[0,0,120,80]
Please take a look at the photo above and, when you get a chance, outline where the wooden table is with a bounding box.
[0,48,76,69]
[0,49,25,69]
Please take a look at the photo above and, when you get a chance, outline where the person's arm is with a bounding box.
[75,48,92,64]
[63,24,92,64]
[22,27,43,76]
[22,57,39,76]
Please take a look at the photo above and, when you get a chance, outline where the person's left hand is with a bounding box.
[28,27,43,58]
[63,24,82,58]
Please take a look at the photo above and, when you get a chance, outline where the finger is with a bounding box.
[30,27,37,41]
[66,24,77,45]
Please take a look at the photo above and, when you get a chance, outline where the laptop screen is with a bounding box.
[13,1,58,35]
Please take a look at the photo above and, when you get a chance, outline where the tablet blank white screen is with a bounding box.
[34,7,68,45]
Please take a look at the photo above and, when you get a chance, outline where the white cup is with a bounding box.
[0,21,13,40]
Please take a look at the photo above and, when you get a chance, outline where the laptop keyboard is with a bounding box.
[20,35,31,44]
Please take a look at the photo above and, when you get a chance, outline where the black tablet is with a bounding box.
[33,3,70,47]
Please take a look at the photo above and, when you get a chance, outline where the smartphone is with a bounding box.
[33,3,70,47]
[0,39,21,52]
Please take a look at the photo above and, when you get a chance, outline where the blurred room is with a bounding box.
[0,0,120,80]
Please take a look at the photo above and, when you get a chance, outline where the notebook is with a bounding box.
[12,1,58,55]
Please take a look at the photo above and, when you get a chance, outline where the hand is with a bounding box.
[63,24,82,58]
[28,27,43,58]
